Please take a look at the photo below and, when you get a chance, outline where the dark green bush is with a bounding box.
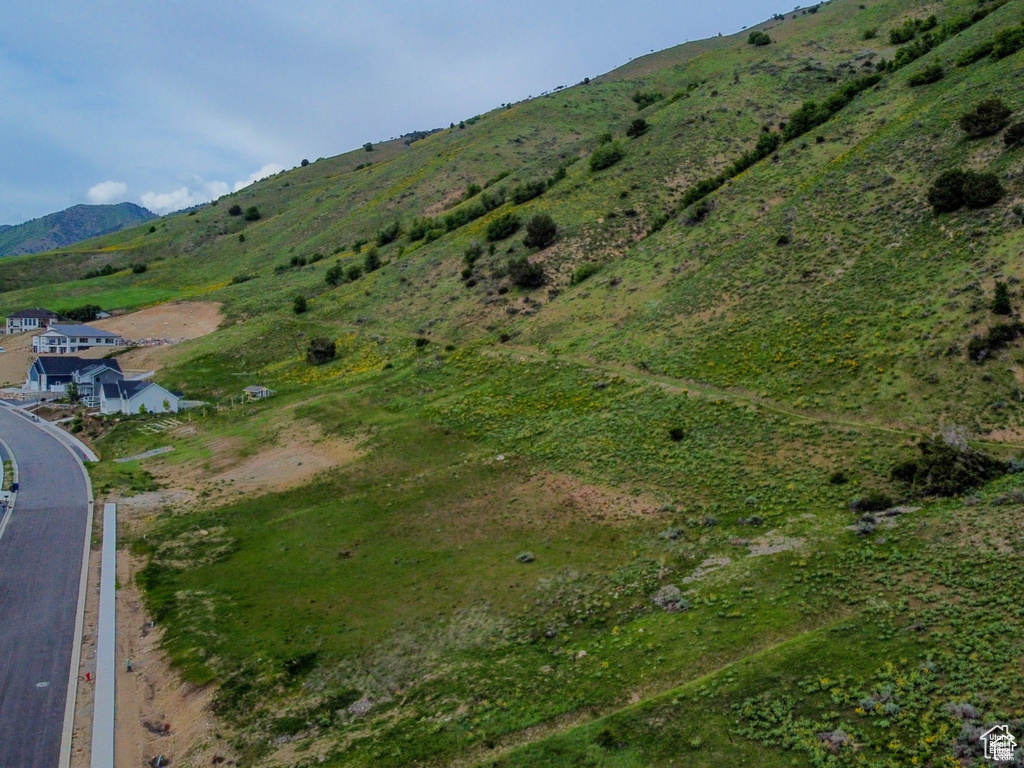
[228,204,242,216]
[957,41,994,66]
[963,172,1004,209]
[992,26,1024,59]
[631,91,663,110]
[325,264,344,286]
[625,118,649,138]
[907,63,944,87]
[928,170,968,213]
[363,248,382,273]
[967,322,1024,362]
[511,180,547,205]
[414,337,430,348]
[131,263,147,274]
[486,212,521,241]
[890,435,1005,497]
[959,99,1013,138]
[680,176,724,208]
[992,281,1013,315]
[464,183,482,199]
[889,19,920,45]
[1004,122,1024,149]
[293,295,307,314]
[848,491,894,513]
[59,304,103,322]
[523,214,558,249]
[243,206,261,221]
[747,30,771,46]
[345,264,363,281]
[590,142,624,171]
[306,337,336,365]
[508,256,545,288]
[376,220,401,247]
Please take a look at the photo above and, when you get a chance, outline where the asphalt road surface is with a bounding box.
[0,408,89,768]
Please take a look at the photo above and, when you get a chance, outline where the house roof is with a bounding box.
[77,361,124,378]
[43,324,120,338]
[33,356,89,376]
[9,308,61,319]
[102,380,152,400]
[243,385,271,392]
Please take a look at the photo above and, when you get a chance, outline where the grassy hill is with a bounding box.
[0,202,155,260]
[8,0,1024,765]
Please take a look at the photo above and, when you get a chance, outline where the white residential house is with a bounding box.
[32,324,122,354]
[99,380,180,415]
[6,308,64,335]
[243,385,275,400]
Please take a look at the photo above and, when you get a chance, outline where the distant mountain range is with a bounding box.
[0,202,156,258]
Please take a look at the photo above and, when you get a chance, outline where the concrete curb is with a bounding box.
[0,435,19,545]
[0,401,99,461]
[90,503,116,768]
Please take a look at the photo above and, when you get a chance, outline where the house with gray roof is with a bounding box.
[99,380,180,415]
[6,308,65,335]
[32,323,122,354]
[27,356,123,395]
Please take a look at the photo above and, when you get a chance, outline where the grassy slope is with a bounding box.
[8,0,1024,765]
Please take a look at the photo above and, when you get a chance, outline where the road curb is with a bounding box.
[0,435,19,544]
[90,503,116,768]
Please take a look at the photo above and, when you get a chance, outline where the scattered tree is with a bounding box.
[345,264,363,281]
[306,337,336,365]
[301,159,310,167]
[244,206,261,221]
[59,304,102,322]
[1004,122,1024,150]
[293,295,307,314]
[363,142,374,152]
[486,212,521,242]
[523,214,558,249]
[376,220,401,247]
[325,263,345,286]
[963,171,1005,209]
[364,248,381,273]
[590,142,624,171]
[928,169,968,213]
[131,263,147,274]
[907,63,944,87]
[228,204,243,216]
[992,281,1013,315]
[747,30,771,46]
[626,118,649,138]
[959,98,1012,138]
[508,256,545,288]
[631,91,663,110]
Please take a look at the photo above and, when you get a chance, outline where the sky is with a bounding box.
[0,1,787,225]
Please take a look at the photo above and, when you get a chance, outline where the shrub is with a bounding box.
[508,256,545,288]
[992,26,1024,59]
[376,220,401,247]
[363,142,373,152]
[352,238,367,253]
[131,263,147,274]
[992,282,1012,316]
[345,264,363,281]
[928,169,968,213]
[414,336,430,348]
[363,248,381,273]
[907,63,944,87]
[293,295,307,314]
[957,41,994,67]
[889,19,919,45]
[486,212,521,242]
[407,217,436,241]
[1005,122,1024,149]
[959,99,1013,139]
[631,91,663,110]
[862,28,878,40]
[523,214,558,249]
[325,264,344,286]
[244,206,261,221]
[747,30,771,46]
[625,118,649,138]
[890,434,1005,497]
[306,337,336,365]
[967,322,1024,362]
[848,491,893,513]
[59,304,103,322]
[228,204,242,216]
[510,180,547,205]
[571,262,600,285]
[962,172,1004,209]
[464,183,482,199]
[590,142,624,171]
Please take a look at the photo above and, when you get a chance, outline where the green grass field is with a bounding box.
[16,0,1024,764]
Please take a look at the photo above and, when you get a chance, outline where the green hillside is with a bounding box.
[10,0,1024,765]
[0,202,155,260]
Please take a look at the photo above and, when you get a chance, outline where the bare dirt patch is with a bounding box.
[681,556,732,583]
[0,301,223,387]
[747,533,804,557]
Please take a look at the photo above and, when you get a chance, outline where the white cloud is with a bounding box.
[87,180,128,205]
[139,177,230,214]
[233,163,284,192]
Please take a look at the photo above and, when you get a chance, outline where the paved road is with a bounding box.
[0,408,89,768]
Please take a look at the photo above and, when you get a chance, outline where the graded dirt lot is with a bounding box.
[0,302,222,386]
